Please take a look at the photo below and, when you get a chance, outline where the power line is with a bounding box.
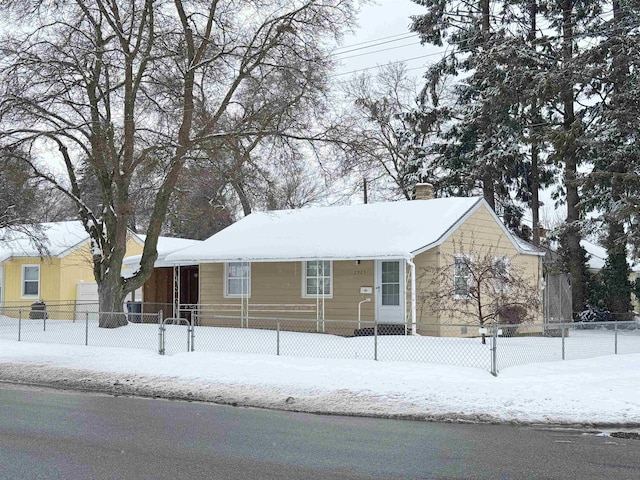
[333,34,419,56]
[333,50,449,77]
[332,32,418,52]
[337,41,422,60]
[333,15,640,78]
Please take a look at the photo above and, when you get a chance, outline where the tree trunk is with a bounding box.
[98,274,128,328]
[529,0,541,247]
[561,0,587,313]
[604,0,631,315]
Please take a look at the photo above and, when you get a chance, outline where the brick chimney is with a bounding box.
[414,183,435,200]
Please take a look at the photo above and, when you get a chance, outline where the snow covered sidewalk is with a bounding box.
[0,339,638,427]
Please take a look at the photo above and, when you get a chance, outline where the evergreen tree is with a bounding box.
[409,1,555,238]
[581,1,640,313]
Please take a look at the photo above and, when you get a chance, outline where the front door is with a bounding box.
[375,260,405,324]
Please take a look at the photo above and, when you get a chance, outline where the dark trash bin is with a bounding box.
[126,301,142,323]
[29,301,47,320]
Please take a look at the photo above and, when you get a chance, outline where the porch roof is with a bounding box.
[122,236,202,276]
[164,197,539,264]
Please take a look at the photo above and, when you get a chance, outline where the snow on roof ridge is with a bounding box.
[165,197,488,264]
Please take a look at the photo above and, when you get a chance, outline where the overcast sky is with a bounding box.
[334,1,432,78]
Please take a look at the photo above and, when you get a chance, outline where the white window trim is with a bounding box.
[224,262,251,298]
[302,260,333,299]
[453,254,473,300]
[493,256,510,294]
[21,264,40,299]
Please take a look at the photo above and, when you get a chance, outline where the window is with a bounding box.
[22,265,40,298]
[453,255,472,299]
[493,257,510,294]
[303,260,332,297]
[225,262,250,297]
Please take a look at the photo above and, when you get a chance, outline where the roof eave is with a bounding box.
[164,252,414,265]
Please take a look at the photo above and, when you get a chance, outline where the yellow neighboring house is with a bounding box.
[0,221,144,308]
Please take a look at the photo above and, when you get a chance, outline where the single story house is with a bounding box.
[162,189,545,336]
[0,221,144,310]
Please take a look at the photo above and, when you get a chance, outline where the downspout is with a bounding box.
[407,257,417,335]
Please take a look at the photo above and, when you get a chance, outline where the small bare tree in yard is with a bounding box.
[0,0,356,326]
[425,240,541,344]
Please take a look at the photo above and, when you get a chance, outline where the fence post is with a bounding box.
[18,309,22,342]
[85,311,89,346]
[561,322,565,360]
[614,320,618,355]
[490,323,498,377]
[374,321,378,361]
[158,310,165,355]
[190,319,195,352]
[277,321,280,356]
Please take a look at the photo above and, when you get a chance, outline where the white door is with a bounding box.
[375,260,405,324]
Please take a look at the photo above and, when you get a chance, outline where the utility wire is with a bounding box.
[332,32,418,52]
[333,34,419,56]
[333,15,640,77]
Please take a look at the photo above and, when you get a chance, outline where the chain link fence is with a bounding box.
[0,306,160,352]
[1,303,638,375]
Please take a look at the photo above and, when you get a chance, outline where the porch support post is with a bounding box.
[407,257,417,335]
[173,266,180,319]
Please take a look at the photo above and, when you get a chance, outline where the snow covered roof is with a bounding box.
[581,239,640,273]
[164,197,542,264]
[0,221,90,262]
[123,235,202,273]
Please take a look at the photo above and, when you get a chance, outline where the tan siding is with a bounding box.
[433,204,543,334]
[197,260,376,335]
[412,248,440,335]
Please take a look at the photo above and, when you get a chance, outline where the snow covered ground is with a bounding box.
[0,317,639,426]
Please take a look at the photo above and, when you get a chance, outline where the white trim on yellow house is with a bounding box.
[20,264,40,299]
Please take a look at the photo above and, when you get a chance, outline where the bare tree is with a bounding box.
[422,240,541,344]
[0,0,356,326]
[339,62,441,201]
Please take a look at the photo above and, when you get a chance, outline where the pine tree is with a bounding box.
[581,1,640,313]
[409,1,555,239]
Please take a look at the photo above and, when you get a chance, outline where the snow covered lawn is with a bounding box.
[1,315,638,372]
[0,316,639,426]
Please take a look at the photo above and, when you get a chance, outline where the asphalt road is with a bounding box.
[0,384,638,480]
